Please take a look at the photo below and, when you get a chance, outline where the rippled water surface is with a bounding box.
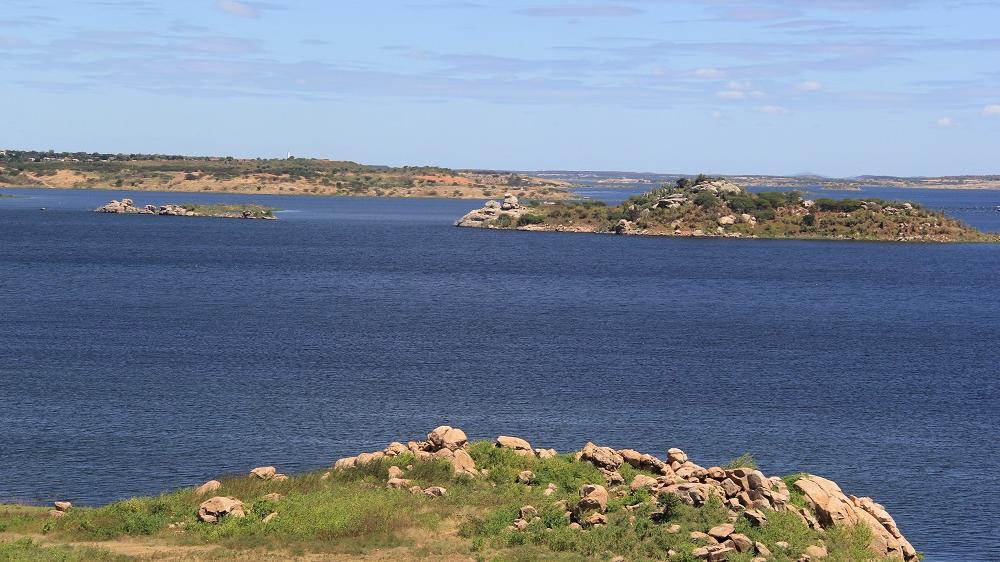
[1,187,998,561]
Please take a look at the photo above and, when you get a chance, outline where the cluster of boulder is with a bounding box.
[194,465,288,524]
[96,198,193,216]
[196,496,246,524]
[334,427,486,498]
[455,193,527,228]
[331,428,915,561]
[568,441,915,562]
[656,192,689,209]
[334,427,564,480]
[249,466,289,482]
[95,198,274,219]
[689,179,745,195]
[718,213,757,227]
[47,501,72,518]
[795,475,916,561]
[595,442,913,560]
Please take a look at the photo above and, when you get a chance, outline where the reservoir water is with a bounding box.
[1,187,998,561]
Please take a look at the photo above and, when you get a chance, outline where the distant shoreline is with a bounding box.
[0,154,572,201]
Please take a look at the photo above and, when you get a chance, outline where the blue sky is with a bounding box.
[2,1,999,176]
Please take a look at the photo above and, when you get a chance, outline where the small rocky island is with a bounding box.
[96,198,276,219]
[1,426,918,561]
[457,178,998,243]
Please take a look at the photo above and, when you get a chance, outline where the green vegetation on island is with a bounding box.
[0,428,918,561]
[457,176,998,243]
[179,203,276,219]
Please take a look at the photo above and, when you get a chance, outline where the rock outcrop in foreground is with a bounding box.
[331,427,917,561]
[95,198,276,219]
[22,426,918,561]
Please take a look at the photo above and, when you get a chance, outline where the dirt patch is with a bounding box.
[0,530,476,561]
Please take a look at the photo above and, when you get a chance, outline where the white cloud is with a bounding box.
[936,117,957,128]
[716,90,746,99]
[693,67,725,79]
[216,0,258,18]
[984,104,1000,116]
[760,105,790,115]
[796,80,823,92]
[514,5,642,17]
[710,111,723,119]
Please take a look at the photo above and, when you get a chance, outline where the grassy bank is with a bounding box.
[0,441,900,561]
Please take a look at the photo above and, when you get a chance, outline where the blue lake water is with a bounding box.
[1,187,998,561]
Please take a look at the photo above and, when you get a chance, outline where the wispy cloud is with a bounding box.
[760,104,790,114]
[216,0,258,18]
[692,67,726,79]
[936,116,957,127]
[984,104,1000,116]
[796,80,823,91]
[514,4,643,17]
[85,1,161,15]
[406,1,485,9]
[716,89,746,99]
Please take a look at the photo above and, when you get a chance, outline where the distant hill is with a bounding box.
[0,150,570,200]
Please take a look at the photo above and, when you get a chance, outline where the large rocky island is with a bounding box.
[457,177,999,243]
[0,427,918,561]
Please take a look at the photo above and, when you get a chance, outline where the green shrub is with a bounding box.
[752,209,776,222]
[816,198,864,212]
[723,453,758,470]
[517,214,545,227]
[725,195,758,213]
[655,492,682,521]
[756,191,800,208]
[693,192,719,208]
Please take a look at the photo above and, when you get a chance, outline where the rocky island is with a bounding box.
[96,198,276,219]
[0,426,918,561]
[457,177,999,243]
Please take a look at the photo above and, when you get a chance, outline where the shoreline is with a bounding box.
[467,223,1000,244]
[0,182,571,201]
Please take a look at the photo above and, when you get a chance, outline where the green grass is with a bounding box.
[723,453,758,470]
[0,538,127,561]
[782,473,809,508]
[180,203,276,218]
